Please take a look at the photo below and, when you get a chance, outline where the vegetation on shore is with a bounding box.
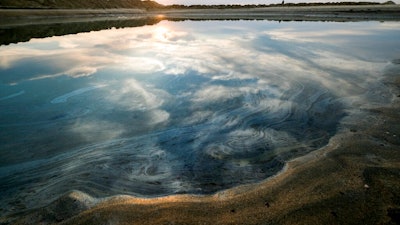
[0,0,163,9]
[0,0,395,9]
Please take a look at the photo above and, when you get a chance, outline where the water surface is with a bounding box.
[1,20,399,215]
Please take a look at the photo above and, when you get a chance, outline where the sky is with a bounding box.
[155,0,397,5]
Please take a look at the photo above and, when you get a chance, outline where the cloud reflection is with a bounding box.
[1,20,399,214]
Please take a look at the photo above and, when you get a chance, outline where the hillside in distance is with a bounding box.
[0,0,163,9]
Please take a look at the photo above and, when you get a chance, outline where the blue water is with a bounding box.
[1,20,399,215]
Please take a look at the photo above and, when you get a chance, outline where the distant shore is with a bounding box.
[156,4,400,21]
[1,5,400,47]
[1,4,400,26]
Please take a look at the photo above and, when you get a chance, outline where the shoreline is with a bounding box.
[1,5,400,24]
[158,5,400,21]
[1,5,399,46]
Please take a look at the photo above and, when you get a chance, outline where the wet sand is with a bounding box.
[2,62,400,224]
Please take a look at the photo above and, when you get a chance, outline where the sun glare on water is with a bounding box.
[154,27,170,40]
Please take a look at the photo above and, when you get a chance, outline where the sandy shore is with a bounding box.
[1,5,400,25]
[2,61,400,224]
[156,5,400,21]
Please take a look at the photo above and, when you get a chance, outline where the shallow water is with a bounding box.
[0,20,399,215]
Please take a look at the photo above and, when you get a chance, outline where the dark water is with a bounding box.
[0,20,399,215]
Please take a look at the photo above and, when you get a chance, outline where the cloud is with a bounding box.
[193,85,240,103]
[182,110,214,125]
[106,79,165,110]
[70,119,126,142]
[0,27,170,84]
